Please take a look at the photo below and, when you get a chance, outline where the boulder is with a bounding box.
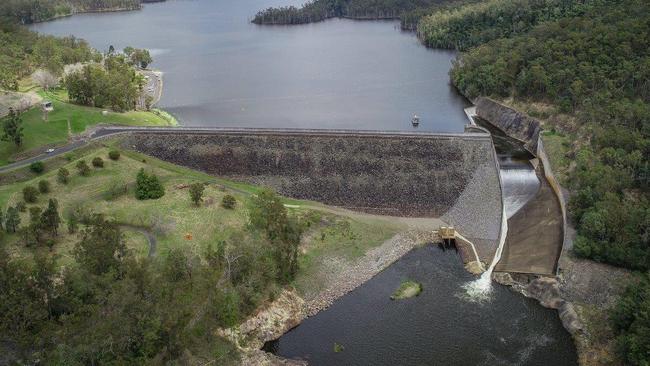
[492,272,514,286]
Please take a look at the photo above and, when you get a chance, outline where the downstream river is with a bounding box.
[30,0,469,131]
[266,246,577,365]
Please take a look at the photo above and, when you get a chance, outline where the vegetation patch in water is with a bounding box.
[391,280,422,300]
[333,342,344,353]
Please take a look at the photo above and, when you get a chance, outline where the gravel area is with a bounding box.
[304,231,436,316]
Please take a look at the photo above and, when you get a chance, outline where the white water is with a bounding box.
[461,203,508,302]
[501,167,540,219]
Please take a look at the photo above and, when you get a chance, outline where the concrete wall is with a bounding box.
[476,97,541,155]
[475,98,567,275]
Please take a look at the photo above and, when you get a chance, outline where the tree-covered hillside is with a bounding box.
[0,22,98,90]
[421,0,648,362]
[418,0,589,50]
[444,0,649,272]
[0,0,166,24]
[251,0,463,29]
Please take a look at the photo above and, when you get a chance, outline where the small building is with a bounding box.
[41,101,54,112]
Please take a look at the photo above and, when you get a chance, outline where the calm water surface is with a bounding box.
[267,246,578,365]
[30,0,469,131]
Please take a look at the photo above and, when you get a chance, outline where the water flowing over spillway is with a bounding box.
[462,117,540,301]
[501,159,541,219]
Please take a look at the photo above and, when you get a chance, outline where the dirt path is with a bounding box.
[120,225,157,257]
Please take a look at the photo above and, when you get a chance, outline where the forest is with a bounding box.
[419,0,648,362]
[0,0,144,24]
[0,0,167,24]
[0,156,303,364]
[64,54,146,112]
[417,0,590,50]
[442,0,649,272]
[252,0,462,28]
[0,22,98,90]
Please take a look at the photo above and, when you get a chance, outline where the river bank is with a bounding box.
[218,228,485,365]
[28,6,142,24]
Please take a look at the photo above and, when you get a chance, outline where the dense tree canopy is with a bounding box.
[446,0,649,271]
[418,0,588,50]
[0,0,142,24]
[0,23,97,90]
[252,0,459,27]
[64,54,145,111]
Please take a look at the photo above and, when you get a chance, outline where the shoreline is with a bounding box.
[29,6,142,24]
[221,229,479,364]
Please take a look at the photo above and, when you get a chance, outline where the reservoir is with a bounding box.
[30,0,470,131]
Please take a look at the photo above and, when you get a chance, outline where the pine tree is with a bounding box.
[41,199,61,236]
[189,183,204,206]
[2,108,24,146]
[135,168,164,200]
[5,207,20,233]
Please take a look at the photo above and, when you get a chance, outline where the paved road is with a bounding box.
[137,70,162,108]
[0,126,490,173]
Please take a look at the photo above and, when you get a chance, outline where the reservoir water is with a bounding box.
[30,0,470,131]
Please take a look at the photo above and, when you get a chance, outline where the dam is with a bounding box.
[111,125,504,264]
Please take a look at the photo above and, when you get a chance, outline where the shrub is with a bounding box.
[67,213,78,234]
[189,183,205,206]
[221,194,236,209]
[108,150,120,160]
[103,179,128,201]
[57,167,70,184]
[92,157,104,168]
[22,186,39,203]
[16,201,26,212]
[76,160,90,176]
[29,161,44,174]
[38,180,50,193]
[135,168,164,200]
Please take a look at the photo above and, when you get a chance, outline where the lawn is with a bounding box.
[0,145,402,276]
[0,88,176,166]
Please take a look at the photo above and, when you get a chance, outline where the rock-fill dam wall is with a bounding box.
[121,129,502,260]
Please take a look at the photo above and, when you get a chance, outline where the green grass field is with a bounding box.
[0,88,176,166]
[0,145,402,282]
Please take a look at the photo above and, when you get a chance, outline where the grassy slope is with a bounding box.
[0,144,401,281]
[0,87,175,166]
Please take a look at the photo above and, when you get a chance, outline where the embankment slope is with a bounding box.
[121,129,503,261]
